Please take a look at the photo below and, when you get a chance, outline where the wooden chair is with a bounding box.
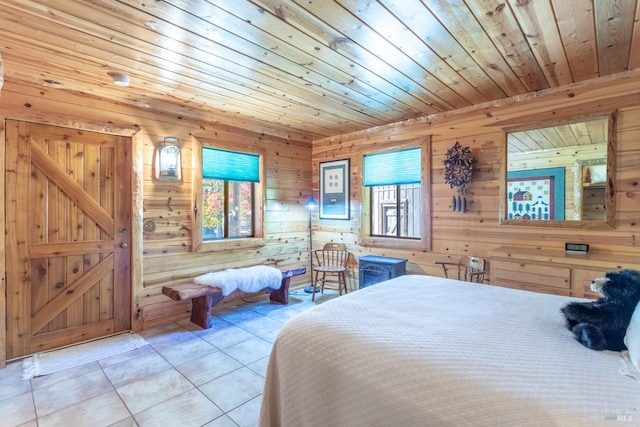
[312,243,350,301]
[434,256,487,284]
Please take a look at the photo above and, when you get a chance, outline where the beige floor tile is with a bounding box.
[176,351,243,386]
[256,328,280,344]
[36,390,130,427]
[99,345,155,369]
[222,338,272,366]
[191,316,235,333]
[226,394,263,427]
[145,327,199,352]
[263,305,307,323]
[107,417,138,427]
[0,361,31,401]
[156,337,218,366]
[199,324,256,349]
[203,414,242,427]
[246,356,270,378]
[101,350,172,388]
[138,322,186,338]
[33,369,113,417]
[1,290,322,426]
[30,361,101,391]
[116,368,193,414]
[234,316,283,336]
[0,392,36,426]
[216,308,264,326]
[249,303,286,317]
[134,388,223,427]
[199,367,264,413]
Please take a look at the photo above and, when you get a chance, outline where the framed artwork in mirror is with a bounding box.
[319,159,350,220]
[507,167,565,220]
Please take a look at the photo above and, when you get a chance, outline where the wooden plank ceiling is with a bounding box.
[508,116,608,153]
[0,0,638,140]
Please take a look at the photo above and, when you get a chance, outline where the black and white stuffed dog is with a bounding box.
[561,269,640,351]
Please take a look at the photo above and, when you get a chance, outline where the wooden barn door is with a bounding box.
[5,121,131,359]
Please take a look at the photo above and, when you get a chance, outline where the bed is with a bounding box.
[259,275,640,426]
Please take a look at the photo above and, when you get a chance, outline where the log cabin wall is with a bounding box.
[0,79,312,364]
[0,69,638,365]
[311,72,640,278]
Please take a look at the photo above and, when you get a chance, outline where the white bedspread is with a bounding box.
[260,275,640,427]
[193,265,282,296]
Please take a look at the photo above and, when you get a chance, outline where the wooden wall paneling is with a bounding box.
[582,187,606,221]
[311,77,640,289]
[140,127,312,327]
[1,118,6,366]
[0,84,141,137]
[143,245,309,286]
[0,81,315,357]
[2,56,638,359]
[131,132,145,332]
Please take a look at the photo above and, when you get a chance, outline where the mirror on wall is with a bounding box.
[501,112,616,229]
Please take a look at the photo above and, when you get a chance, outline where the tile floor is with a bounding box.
[0,289,338,427]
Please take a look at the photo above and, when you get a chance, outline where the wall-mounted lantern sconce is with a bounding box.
[155,137,181,181]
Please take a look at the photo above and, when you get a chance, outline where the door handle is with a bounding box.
[120,242,128,248]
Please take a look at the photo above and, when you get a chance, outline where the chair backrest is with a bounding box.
[322,242,347,251]
[460,256,485,283]
[314,247,349,268]
[435,256,486,283]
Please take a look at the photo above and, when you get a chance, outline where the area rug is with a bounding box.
[22,332,148,380]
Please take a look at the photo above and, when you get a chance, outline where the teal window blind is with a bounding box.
[363,147,421,186]
[202,147,259,182]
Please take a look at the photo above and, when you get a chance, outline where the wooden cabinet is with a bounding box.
[492,259,571,296]
[489,246,640,298]
[572,268,609,299]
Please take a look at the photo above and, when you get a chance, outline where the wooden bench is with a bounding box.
[162,266,306,329]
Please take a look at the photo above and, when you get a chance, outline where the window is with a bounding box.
[362,141,430,250]
[202,147,258,241]
[364,147,421,239]
[193,143,265,251]
[373,192,418,237]
[202,180,253,240]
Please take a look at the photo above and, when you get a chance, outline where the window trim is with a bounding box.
[192,137,266,252]
[360,137,431,251]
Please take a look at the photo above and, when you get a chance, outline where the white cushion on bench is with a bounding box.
[193,265,283,296]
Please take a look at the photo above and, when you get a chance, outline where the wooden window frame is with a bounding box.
[361,137,431,251]
[192,138,266,252]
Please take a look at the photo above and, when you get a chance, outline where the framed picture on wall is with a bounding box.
[507,167,565,220]
[319,159,350,220]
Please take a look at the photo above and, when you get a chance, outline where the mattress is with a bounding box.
[259,275,640,427]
